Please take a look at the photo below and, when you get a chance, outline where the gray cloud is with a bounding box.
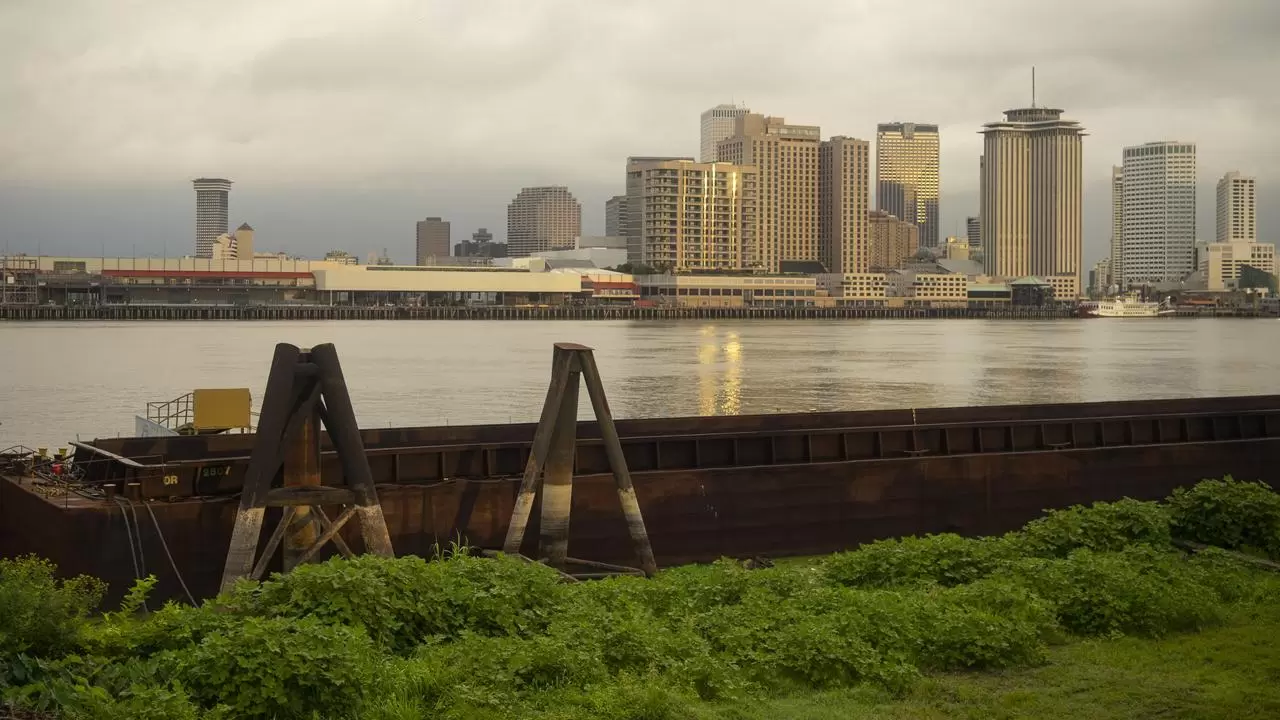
[1,0,1277,264]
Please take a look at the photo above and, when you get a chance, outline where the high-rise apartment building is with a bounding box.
[623,157,695,264]
[605,194,626,237]
[193,178,232,258]
[979,107,1085,295]
[700,104,750,162]
[1120,142,1197,285]
[1110,167,1124,287]
[966,216,981,248]
[625,159,757,271]
[876,123,940,248]
[819,136,871,273]
[1216,171,1256,243]
[506,186,581,258]
[716,114,821,272]
[868,210,919,270]
[415,217,451,265]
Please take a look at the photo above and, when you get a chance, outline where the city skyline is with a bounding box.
[1,1,1276,265]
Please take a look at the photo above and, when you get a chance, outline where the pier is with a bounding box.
[4,303,1088,321]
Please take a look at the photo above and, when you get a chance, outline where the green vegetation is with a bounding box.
[2,478,1280,719]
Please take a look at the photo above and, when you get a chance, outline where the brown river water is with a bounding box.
[2,318,1278,451]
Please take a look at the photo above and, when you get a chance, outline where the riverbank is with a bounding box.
[2,304,1085,320]
[3,479,1279,719]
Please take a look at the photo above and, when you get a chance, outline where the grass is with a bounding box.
[694,603,1280,720]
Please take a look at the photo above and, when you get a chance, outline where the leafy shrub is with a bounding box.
[1009,548,1222,637]
[169,615,381,719]
[86,599,237,660]
[0,556,104,661]
[692,584,919,693]
[1183,546,1280,604]
[1016,498,1172,557]
[822,534,1017,588]
[1,654,206,720]
[230,553,564,654]
[913,578,1059,669]
[1168,477,1280,558]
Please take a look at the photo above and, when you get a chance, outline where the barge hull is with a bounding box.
[3,395,1279,605]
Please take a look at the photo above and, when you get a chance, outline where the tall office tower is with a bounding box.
[868,210,920,269]
[876,123,940,248]
[625,159,757,271]
[979,106,1085,294]
[415,217,451,264]
[1110,167,1124,287]
[966,216,981,248]
[700,103,750,162]
[623,157,696,264]
[506,186,582,257]
[1217,171,1256,243]
[605,194,626,237]
[1119,142,1197,285]
[193,178,232,258]
[819,136,871,273]
[717,114,821,272]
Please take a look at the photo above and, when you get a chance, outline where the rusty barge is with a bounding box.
[4,388,1279,605]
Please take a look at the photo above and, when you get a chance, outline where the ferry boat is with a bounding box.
[1089,296,1174,318]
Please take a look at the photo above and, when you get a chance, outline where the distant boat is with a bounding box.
[1089,296,1174,318]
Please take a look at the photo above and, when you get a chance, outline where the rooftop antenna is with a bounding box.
[1031,66,1036,108]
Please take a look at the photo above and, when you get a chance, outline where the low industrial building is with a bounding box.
[636,274,817,307]
[886,270,969,306]
[815,273,888,305]
[1,255,620,308]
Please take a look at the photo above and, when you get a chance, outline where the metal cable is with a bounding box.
[144,501,197,606]
[112,497,141,581]
[125,497,147,580]
[124,497,150,611]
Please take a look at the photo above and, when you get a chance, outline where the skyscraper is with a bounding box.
[979,107,1085,295]
[625,159,757,271]
[605,194,626,237]
[1216,171,1256,243]
[716,114,821,271]
[1110,167,1124,287]
[700,104,750,162]
[819,136,871,273]
[193,178,232,258]
[473,228,494,244]
[966,216,981,248]
[876,123,940,248]
[415,217,451,264]
[1120,142,1197,286]
[506,186,581,257]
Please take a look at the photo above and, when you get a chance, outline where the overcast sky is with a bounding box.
[1,0,1276,265]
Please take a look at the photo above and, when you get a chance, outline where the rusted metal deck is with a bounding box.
[3,394,1279,605]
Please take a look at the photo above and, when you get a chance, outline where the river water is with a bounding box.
[2,319,1278,450]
